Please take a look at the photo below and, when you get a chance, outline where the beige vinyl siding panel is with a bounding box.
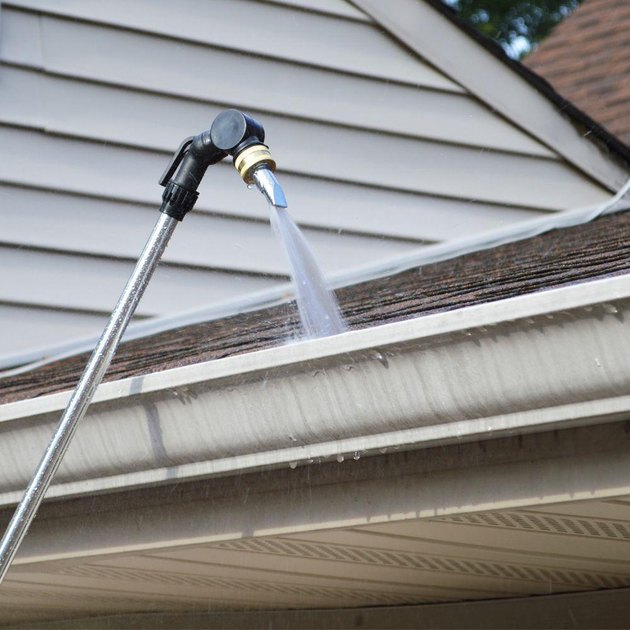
[2,0,453,88]
[263,0,371,20]
[0,142,545,243]
[0,184,417,275]
[0,182,543,246]
[0,113,608,212]
[0,63,554,158]
[0,7,609,206]
[0,306,108,355]
[0,246,283,316]
[0,0,618,357]
[0,64,609,211]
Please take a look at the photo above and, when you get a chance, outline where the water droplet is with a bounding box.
[603,303,618,314]
[594,358,602,367]
[372,351,389,368]
[336,454,345,463]
[289,461,297,469]
[288,435,297,443]
[353,451,361,460]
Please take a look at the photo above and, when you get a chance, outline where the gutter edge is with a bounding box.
[2,272,630,422]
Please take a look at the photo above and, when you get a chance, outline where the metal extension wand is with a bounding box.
[0,110,286,583]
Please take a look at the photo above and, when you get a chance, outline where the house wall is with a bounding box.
[0,0,616,358]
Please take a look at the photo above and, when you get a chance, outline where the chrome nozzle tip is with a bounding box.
[252,167,288,208]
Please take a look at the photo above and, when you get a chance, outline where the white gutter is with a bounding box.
[1,273,630,506]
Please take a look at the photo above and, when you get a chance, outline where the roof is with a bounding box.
[2,210,630,404]
[526,0,630,147]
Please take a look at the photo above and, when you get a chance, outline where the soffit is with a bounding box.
[3,494,630,625]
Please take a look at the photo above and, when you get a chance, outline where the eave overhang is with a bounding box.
[2,273,630,507]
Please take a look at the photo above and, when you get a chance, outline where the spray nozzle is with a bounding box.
[159,109,286,220]
[250,167,288,208]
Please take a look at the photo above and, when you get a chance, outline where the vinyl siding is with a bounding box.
[0,0,616,358]
[0,304,109,356]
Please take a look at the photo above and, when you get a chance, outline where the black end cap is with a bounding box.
[210,110,265,153]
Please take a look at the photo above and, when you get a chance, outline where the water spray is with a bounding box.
[0,110,286,583]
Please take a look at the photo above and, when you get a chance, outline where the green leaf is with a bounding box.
[444,0,584,59]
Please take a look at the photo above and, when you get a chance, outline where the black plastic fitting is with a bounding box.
[159,110,267,221]
[210,109,265,154]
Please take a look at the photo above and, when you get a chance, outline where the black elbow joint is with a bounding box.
[211,110,276,184]
[159,110,274,221]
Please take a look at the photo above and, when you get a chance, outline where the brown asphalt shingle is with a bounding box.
[1,212,630,405]
[526,0,630,145]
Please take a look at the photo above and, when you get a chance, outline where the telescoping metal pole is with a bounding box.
[0,109,286,583]
[0,212,177,583]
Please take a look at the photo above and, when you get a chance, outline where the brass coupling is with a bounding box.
[234,144,276,183]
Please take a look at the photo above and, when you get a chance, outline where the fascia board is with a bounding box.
[350,0,629,191]
[1,273,630,505]
[12,422,630,565]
